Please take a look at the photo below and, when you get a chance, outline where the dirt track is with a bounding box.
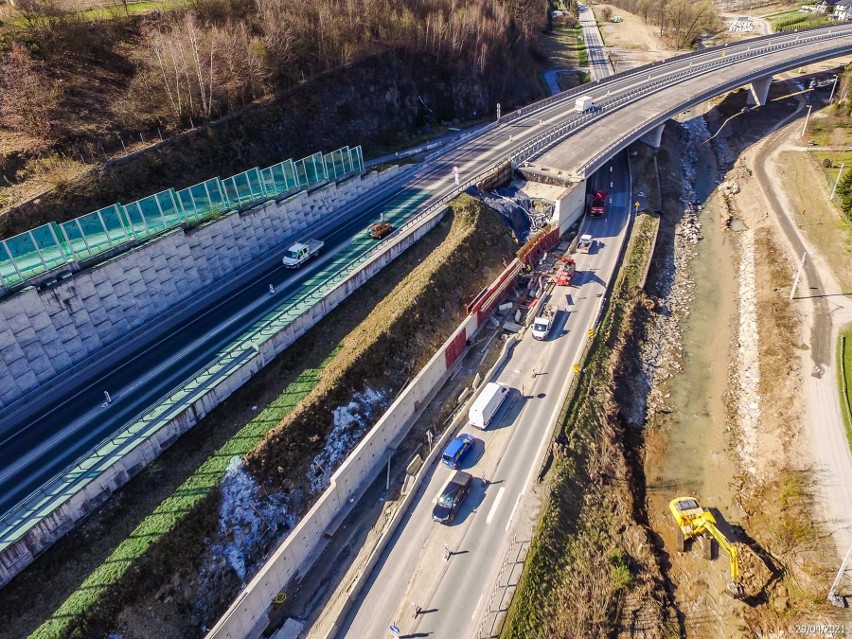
[636,81,852,636]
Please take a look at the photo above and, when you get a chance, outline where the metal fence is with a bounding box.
[0,145,364,291]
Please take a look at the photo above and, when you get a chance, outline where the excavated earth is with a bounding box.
[618,84,852,636]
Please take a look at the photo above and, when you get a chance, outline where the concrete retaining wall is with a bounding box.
[206,240,535,639]
[0,198,438,589]
[0,169,398,411]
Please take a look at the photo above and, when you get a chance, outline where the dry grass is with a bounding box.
[782,150,852,292]
[247,195,514,480]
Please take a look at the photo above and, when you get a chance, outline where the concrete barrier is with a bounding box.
[0,201,443,589]
[206,240,544,639]
[0,168,400,411]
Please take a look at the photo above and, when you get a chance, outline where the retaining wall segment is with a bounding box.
[0,169,397,411]
[0,199,440,589]
[206,248,531,639]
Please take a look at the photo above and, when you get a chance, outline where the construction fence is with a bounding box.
[0,145,364,291]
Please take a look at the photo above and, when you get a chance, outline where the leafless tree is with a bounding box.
[0,43,63,139]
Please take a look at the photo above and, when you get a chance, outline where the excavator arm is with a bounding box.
[702,519,745,597]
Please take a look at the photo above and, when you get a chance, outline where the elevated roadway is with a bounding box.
[2,24,851,570]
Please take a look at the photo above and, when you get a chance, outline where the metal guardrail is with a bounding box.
[502,27,852,179]
[0,167,427,542]
[4,23,849,546]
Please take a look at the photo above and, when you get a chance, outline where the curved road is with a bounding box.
[2,25,851,542]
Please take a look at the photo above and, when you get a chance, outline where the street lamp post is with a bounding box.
[830,162,845,200]
[829,74,839,104]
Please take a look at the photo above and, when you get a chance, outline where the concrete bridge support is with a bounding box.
[640,123,666,149]
[747,75,773,106]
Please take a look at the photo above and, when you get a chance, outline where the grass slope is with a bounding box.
[24,194,513,638]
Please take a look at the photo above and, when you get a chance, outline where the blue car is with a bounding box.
[441,434,475,469]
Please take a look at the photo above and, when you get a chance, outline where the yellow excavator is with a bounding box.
[669,497,746,599]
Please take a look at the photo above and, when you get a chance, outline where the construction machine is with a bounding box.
[669,497,746,599]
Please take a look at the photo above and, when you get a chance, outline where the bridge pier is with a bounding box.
[747,75,773,107]
[640,123,666,149]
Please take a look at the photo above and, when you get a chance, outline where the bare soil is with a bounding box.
[638,83,852,636]
[592,5,681,71]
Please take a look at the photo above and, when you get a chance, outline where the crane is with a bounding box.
[669,497,746,599]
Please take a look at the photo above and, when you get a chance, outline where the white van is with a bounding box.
[469,382,510,429]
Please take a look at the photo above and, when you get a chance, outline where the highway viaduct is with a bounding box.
[205,24,852,639]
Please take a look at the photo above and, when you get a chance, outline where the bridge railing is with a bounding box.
[501,26,852,178]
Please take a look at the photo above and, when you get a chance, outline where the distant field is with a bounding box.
[765,8,832,31]
[76,0,178,18]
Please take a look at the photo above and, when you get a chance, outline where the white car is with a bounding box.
[578,234,593,253]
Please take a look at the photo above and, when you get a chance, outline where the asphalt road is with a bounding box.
[579,3,612,81]
[0,187,430,514]
[2,25,849,530]
[334,155,631,639]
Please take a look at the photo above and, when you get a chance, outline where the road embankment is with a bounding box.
[7,195,514,639]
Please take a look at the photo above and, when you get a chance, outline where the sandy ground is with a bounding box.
[592,5,681,71]
[642,79,852,637]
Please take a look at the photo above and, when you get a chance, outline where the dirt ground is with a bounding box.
[640,81,852,636]
[592,5,681,71]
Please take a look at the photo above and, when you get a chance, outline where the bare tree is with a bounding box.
[0,43,63,139]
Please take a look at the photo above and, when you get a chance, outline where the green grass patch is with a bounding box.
[501,212,660,638]
[77,0,174,19]
[541,24,588,70]
[812,150,852,191]
[773,14,832,31]
[837,328,852,454]
[29,351,338,639]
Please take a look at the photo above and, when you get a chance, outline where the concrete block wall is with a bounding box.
[0,199,440,590]
[207,314,481,639]
[208,276,509,639]
[0,169,398,411]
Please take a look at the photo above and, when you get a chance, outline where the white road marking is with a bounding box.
[432,474,453,503]
[506,493,523,532]
[473,593,484,620]
[486,486,506,524]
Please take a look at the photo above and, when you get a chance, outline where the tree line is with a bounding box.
[0,0,548,144]
[597,0,723,48]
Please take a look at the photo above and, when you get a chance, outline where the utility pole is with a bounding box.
[829,543,852,607]
[829,74,840,104]
[790,251,807,300]
[801,104,812,139]
[830,162,845,200]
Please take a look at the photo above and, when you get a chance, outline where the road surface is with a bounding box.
[333,155,631,639]
[2,24,850,544]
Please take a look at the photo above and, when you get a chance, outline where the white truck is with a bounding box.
[575,95,594,113]
[469,382,510,429]
[532,304,555,340]
[281,239,324,268]
[577,234,593,254]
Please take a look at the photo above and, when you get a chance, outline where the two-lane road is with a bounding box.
[333,156,631,639]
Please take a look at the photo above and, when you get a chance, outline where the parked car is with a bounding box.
[368,221,394,239]
[432,471,473,524]
[441,434,475,469]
